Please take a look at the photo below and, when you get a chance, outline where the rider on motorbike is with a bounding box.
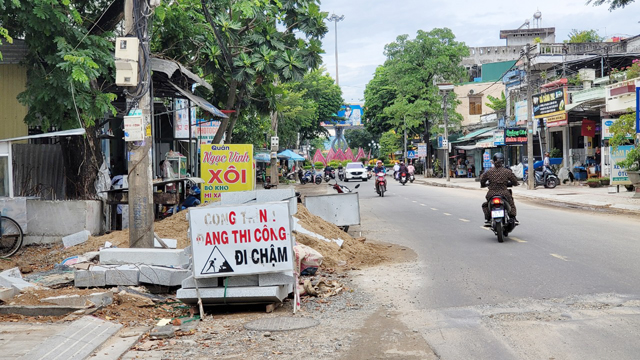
[407,162,415,175]
[398,162,409,177]
[373,160,386,190]
[480,153,519,226]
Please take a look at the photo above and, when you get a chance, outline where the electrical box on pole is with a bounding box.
[114,37,139,86]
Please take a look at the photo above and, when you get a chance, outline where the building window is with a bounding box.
[469,96,482,115]
[0,156,8,197]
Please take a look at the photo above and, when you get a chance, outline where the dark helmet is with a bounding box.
[492,153,504,166]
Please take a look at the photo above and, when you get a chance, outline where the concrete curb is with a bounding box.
[414,179,640,216]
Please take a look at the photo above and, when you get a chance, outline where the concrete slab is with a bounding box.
[0,322,68,359]
[0,287,15,302]
[259,272,295,287]
[0,267,22,279]
[105,265,140,286]
[224,275,259,287]
[62,229,91,248]
[221,191,258,206]
[180,275,219,289]
[139,265,190,286]
[153,238,177,249]
[90,326,151,360]
[177,285,289,305]
[19,316,122,360]
[0,305,86,316]
[41,291,113,307]
[75,266,107,287]
[99,248,189,267]
[0,274,36,293]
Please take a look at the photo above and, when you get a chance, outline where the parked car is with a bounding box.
[344,162,367,182]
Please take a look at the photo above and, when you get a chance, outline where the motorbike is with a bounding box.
[482,182,517,243]
[367,169,373,180]
[399,171,408,185]
[329,181,360,194]
[298,169,307,184]
[324,169,336,183]
[524,167,559,189]
[338,167,345,181]
[375,172,387,197]
[409,173,415,183]
[301,169,322,185]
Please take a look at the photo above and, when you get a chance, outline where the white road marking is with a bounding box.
[459,219,470,222]
[431,208,438,211]
[412,200,417,203]
[550,253,569,261]
[510,237,527,243]
[480,226,491,231]
[420,204,426,206]
[443,213,452,216]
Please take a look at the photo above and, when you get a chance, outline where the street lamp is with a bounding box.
[327,13,345,86]
[438,83,454,182]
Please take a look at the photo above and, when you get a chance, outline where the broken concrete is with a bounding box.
[0,267,22,279]
[75,266,107,287]
[99,248,189,267]
[0,273,36,293]
[225,275,259,287]
[177,285,289,305]
[139,265,190,286]
[153,238,177,249]
[105,265,140,286]
[0,287,14,302]
[25,266,75,288]
[62,229,91,248]
[0,305,86,316]
[41,291,113,307]
[149,325,175,339]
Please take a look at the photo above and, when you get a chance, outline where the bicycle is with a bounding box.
[0,214,23,257]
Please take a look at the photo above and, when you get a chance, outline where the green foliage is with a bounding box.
[358,157,368,163]
[608,112,640,169]
[533,37,542,44]
[314,161,324,168]
[568,73,583,86]
[364,28,469,141]
[587,0,633,11]
[345,128,377,152]
[485,91,507,114]
[328,160,339,167]
[567,29,604,43]
[380,130,402,159]
[549,148,563,158]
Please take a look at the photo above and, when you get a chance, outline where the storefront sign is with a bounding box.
[481,113,498,124]
[417,143,427,157]
[515,100,528,125]
[200,144,255,203]
[493,130,505,146]
[483,151,491,169]
[188,202,293,278]
[533,88,567,119]
[546,112,568,127]
[504,128,527,145]
[602,119,615,139]
[195,120,221,145]
[610,145,633,185]
[174,99,197,138]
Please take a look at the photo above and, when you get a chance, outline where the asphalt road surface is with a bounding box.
[348,175,640,360]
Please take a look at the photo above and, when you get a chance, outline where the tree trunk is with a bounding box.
[212,79,238,144]
[59,125,102,200]
[225,86,246,143]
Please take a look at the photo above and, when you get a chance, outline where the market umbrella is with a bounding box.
[277,149,305,161]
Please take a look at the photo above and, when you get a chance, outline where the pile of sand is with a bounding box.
[293,205,389,269]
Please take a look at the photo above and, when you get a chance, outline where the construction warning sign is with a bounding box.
[188,202,293,278]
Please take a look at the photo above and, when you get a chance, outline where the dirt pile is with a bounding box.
[293,205,390,270]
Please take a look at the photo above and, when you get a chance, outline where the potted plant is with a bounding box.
[600,177,610,186]
[587,178,602,188]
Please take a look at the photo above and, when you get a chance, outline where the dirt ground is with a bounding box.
[0,204,404,329]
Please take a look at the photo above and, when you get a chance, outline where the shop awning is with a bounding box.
[452,127,495,143]
[475,138,496,149]
[455,145,478,150]
[169,82,228,119]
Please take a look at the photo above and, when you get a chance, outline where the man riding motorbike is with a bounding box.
[398,162,409,183]
[480,153,519,226]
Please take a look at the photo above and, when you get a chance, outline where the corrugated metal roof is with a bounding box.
[151,58,212,92]
[169,82,227,118]
[0,128,85,142]
[0,39,28,64]
[454,127,495,142]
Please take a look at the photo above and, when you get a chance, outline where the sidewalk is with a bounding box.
[413,176,640,215]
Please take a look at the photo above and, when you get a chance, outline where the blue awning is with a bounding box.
[277,150,305,161]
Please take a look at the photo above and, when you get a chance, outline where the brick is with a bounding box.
[99,248,189,267]
[74,266,107,287]
[105,265,140,286]
[139,265,190,286]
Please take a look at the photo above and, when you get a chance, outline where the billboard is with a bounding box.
[321,104,364,127]
[610,145,633,185]
[200,144,254,203]
[532,88,567,119]
[194,120,221,145]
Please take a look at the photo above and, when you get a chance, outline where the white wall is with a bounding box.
[454,83,506,127]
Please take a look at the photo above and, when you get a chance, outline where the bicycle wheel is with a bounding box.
[0,216,23,257]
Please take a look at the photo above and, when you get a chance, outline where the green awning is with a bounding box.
[452,128,495,143]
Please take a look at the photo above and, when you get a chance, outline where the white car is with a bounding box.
[344,162,367,182]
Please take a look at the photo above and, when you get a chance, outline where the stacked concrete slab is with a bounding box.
[0,267,38,302]
[177,189,297,305]
[74,248,191,288]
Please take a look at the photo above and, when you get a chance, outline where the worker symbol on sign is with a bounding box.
[201,246,234,275]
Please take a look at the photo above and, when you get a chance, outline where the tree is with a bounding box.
[566,29,604,43]
[485,91,507,115]
[345,128,377,152]
[364,65,396,135]
[379,130,401,160]
[1,0,118,199]
[587,0,634,10]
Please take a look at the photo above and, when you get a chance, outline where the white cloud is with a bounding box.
[319,0,640,103]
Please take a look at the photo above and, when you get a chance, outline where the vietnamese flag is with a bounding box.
[581,119,596,137]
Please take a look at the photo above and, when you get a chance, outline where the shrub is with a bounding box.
[358,157,368,163]
[329,160,339,167]
[314,161,324,168]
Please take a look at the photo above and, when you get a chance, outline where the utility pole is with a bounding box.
[403,114,407,163]
[327,14,345,86]
[270,110,279,187]
[444,95,450,182]
[525,45,535,190]
[125,0,154,247]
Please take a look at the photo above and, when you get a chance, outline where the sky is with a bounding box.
[316,0,640,104]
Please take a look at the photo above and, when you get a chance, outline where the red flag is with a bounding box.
[581,119,596,137]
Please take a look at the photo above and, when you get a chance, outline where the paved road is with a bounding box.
[350,176,640,360]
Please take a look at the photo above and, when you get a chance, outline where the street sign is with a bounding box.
[493,130,505,146]
[188,202,294,278]
[483,151,491,169]
[407,150,417,159]
[438,135,448,149]
[417,143,427,157]
[611,145,633,185]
